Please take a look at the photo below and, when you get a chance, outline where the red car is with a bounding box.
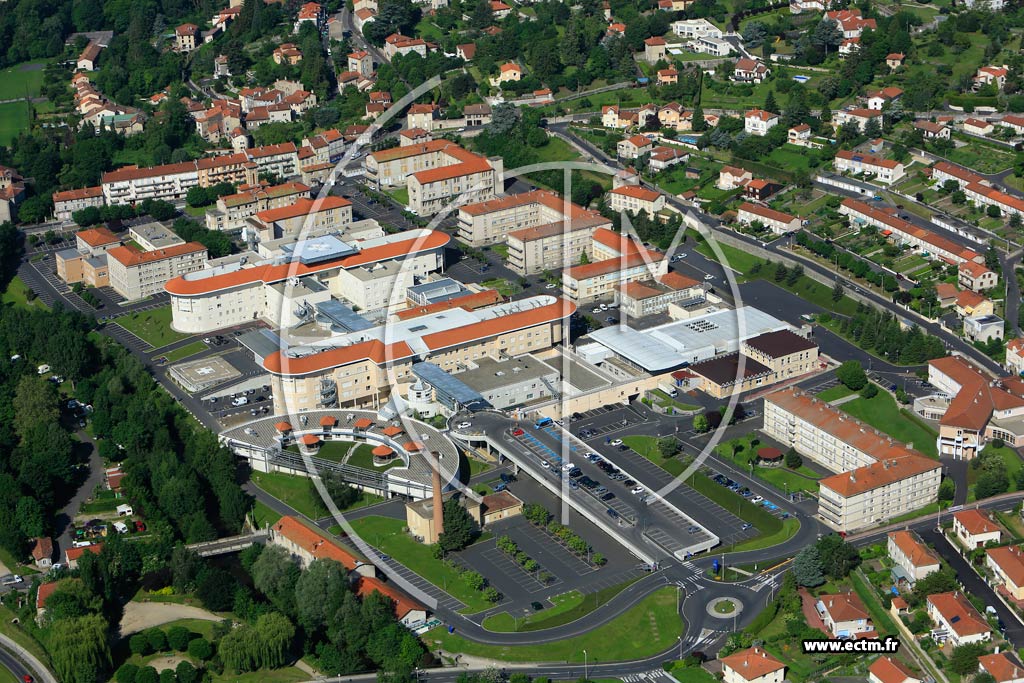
[23,675,33,683]
[511,428,524,437]
[134,521,146,532]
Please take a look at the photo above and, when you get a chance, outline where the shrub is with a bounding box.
[146,628,167,653]
[129,633,151,656]
[166,625,191,651]
[188,637,214,661]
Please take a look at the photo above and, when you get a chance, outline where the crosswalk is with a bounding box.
[621,670,679,683]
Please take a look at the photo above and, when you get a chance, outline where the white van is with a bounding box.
[1,575,21,585]
[113,521,129,534]
[72,540,93,549]
[232,396,249,407]
[37,364,51,375]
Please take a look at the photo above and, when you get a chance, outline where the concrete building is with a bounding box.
[607,185,665,217]
[964,314,1004,344]
[55,226,121,288]
[887,530,940,584]
[617,134,653,160]
[562,230,667,304]
[166,230,448,333]
[506,215,611,276]
[619,271,704,318]
[688,329,818,398]
[816,592,874,638]
[736,203,800,235]
[406,492,481,544]
[670,19,722,39]
[763,386,942,532]
[454,354,560,409]
[721,648,785,683]
[252,196,353,241]
[107,241,207,301]
[1007,338,1024,376]
[834,108,883,132]
[205,181,312,232]
[175,23,199,52]
[52,186,105,221]
[926,591,991,646]
[457,190,593,248]
[953,509,1002,548]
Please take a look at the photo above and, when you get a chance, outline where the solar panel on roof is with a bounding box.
[315,300,374,332]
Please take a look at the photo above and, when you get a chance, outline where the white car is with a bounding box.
[610,438,623,446]
[632,486,645,495]
[751,495,764,504]
[545,283,557,289]
[562,462,574,472]
[704,273,714,280]
[592,308,601,314]
[600,304,608,310]
[456,421,472,429]
[542,461,551,469]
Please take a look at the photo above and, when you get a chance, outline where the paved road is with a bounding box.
[0,632,56,683]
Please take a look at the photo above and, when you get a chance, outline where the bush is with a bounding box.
[992,438,1005,449]
[135,668,159,683]
[117,664,140,683]
[146,628,168,653]
[129,633,151,656]
[860,383,878,399]
[188,637,214,661]
[166,625,191,651]
[176,661,199,683]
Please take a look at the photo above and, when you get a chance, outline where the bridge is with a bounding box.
[187,530,269,557]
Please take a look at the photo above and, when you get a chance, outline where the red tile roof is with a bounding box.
[54,186,104,203]
[609,185,661,202]
[273,516,360,569]
[738,202,797,225]
[459,189,589,218]
[979,652,1024,683]
[720,648,785,681]
[31,537,53,562]
[356,576,425,621]
[36,582,58,611]
[868,656,920,683]
[66,543,103,563]
[988,545,1024,588]
[75,227,119,247]
[107,242,206,267]
[888,531,939,570]
[255,196,351,223]
[953,508,1001,536]
[927,591,990,637]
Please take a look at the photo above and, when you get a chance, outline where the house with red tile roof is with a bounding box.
[721,647,785,683]
[927,591,991,646]
[887,530,939,584]
[868,656,921,683]
[987,545,1024,600]
[815,592,875,638]
[65,543,103,569]
[978,652,1024,683]
[952,509,1002,548]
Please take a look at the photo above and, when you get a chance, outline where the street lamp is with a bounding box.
[678,635,683,660]
[583,650,588,680]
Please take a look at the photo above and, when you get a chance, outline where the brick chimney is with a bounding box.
[431,450,444,542]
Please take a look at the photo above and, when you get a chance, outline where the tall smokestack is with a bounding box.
[431,450,444,542]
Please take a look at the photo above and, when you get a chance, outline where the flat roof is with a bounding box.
[411,362,491,409]
[280,234,358,265]
[315,300,374,332]
[455,354,558,393]
[588,306,789,372]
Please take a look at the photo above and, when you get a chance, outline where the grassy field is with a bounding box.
[346,443,403,471]
[766,145,813,171]
[0,605,49,666]
[648,389,699,413]
[251,499,283,527]
[250,471,323,519]
[388,186,410,207]
[1,276,45,310]
[0,60,47,100]
[0,101,30,146]
[425,586,681,662]
[114,306,191,349]
[839,391,938,457]
[622,435,685,476]
[350,515,493,612]
[481,278,521,297]
[161,340,208,363]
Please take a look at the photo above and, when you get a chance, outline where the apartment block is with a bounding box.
[251,196,352,241]
[736,203,800,235]
[840,199,982,266]
[607,185,665,217]
[457,190,593,248]
[205,181,311,232]
[506,215,611,276]
[52,186,105,221]
[107,242,208,301]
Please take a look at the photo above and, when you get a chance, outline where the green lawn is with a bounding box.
[0,60,47,100]
[726,517,800,552]
[349,516,494,612]
[622,435,685,476]
[816,385,855,402]
[481,278,521,297]
[161,340,208,364]
[388,186,410,207]
[114,306,191,349]
[693,239,761,278]
[716,435,820,495]
[482,590,585,632]
[251,499,283,527]
[980,444,1023,484]
[467,457,493,477]
[839,391,938,457]
[766,145,813,171]
[1,276,45,310]
[425,586,681,662]
[944,139,1017,174]
[346,443,403,471]
[648,389,699,413]
[250,471,323,519]
[0,101,30,146]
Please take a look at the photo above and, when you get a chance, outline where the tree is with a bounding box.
[175,661,199,683]
[835,361,868,390]
[861,383,878,399]
[814,534,861,579]
[49,614,112,683]
[693,414,710,433]
[187,638,214,661]
[437,496,481,553]
[251,544,300,615]
[793,545,825,586]
[832,281,844,303]
[764,89,778,114]
[948,642,988,675]
[657,437,680,458]
[938,477,955,502]
[784,448,803,469]
[166,626,191,652]
[985,243,1001,271]
[295,559,348,634]
[976,469,1009,499]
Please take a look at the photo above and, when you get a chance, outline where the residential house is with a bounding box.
[833,150,905,184]
[53,186,105,221]
[77,41,102,71]
[953,509,1002,548]
[175,23,199,52]
[956,290,995,318]
[914,120,950,140]
[734,58,770,84]
[648,146,689,172]
[273,43,303,65]
[1001,115,1024,136]
[886,53,905,70]
[816,592,874,638]
[986,545,1024,600]
[721,648,785,683]
[736,203,800,234]
[964,314,1004,344]
[743,179,782,201]
[643,37,667,63]
[490,62,522,86]
[608,185,665,217]
[456,43,476,61]
[976,65,1009,91]
[744,109,779,136]
[348,50,373,78]
[825,9,877,39]
[490,0,511,17]
[887,530,940,584]
[959,261,998,292]
[617,134,653,160]
[1007,337,1024,376]
[926,591,991,646]
[964,118,995,136]
[978,653,1024,683]
[657,68,679,85]
[31,538,53,569]
[835,108,883,132]
[670,19,722,39]
[718,166,753,190]
[65,543,103,570]
[868,657,920,683]
[866,87,903,111]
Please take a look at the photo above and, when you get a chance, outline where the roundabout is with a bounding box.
[706,596,743,619]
